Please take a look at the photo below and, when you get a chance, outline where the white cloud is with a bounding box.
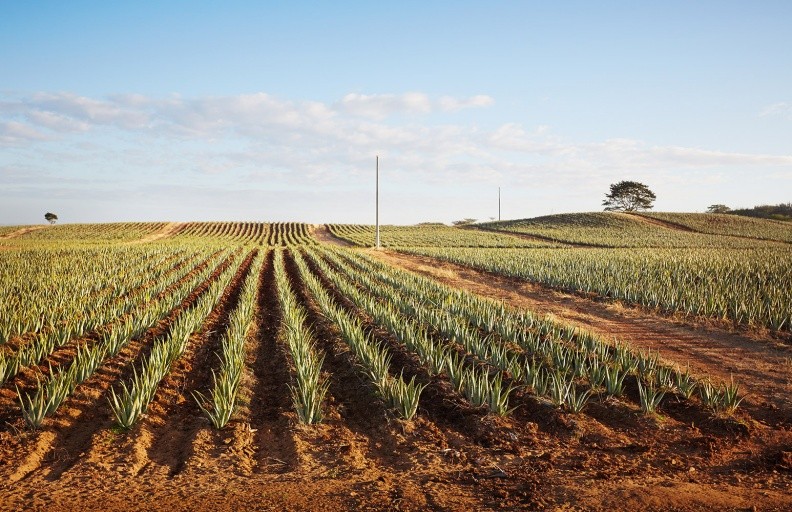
[27,110,91,132]
[0,120,50,144]
[28,92,150,128]
[336,92,492,119]
[488,123,564,154]
[338,92,432,119]
[760,102,791,118]
[438,94,494,111]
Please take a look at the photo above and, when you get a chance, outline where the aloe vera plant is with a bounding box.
[638,380,665,415]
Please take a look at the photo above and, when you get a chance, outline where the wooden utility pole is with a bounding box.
[375,155,380,249]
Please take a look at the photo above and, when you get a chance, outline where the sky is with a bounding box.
[1,1,791,225]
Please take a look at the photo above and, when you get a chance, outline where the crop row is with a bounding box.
[194,251,264,428]
[4,241,748,433]
[293,250,425,419]
[273,250,329,424]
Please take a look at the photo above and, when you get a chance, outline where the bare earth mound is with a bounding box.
[0,225,47,241]
[131,222,185,244]
[311,224,354,247]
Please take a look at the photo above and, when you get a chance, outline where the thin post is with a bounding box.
[498,186,501,221]
[375,155,380,249]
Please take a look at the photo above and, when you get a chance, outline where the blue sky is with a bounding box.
[2,1,791,224]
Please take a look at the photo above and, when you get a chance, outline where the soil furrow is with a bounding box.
[619,212,697,232]
[129,222,185,244]
[245,250,298,474]
[466,225,586,247]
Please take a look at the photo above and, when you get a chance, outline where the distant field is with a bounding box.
[638,212,792,243]
[169,221,317,246]
[2,221,318,246]
[6,222,168,244]
[327,223,558,248]
[479,212,784,248]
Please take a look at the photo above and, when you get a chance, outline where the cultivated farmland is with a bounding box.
[327,223,557,248]
[479,212,787,248]
[0,217,790,511]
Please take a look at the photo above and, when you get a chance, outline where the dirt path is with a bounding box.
[0,225,47,240]
[312,224,354,247]
[625,212,792,246]
[618,212,696,232]
[467,225,583,247]
[131,222,184,244]
[367,249,792,427]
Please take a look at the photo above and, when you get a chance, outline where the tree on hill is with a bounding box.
[44,212,58,224]
[602,181,656,212]
[452,218,477,226]
[706,204,731,214]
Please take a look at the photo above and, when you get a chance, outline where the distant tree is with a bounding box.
[452,218,477,226]
[706,204,731,214]
[44,212,58,224]
[602,181,656,212]
[729,202,792,221]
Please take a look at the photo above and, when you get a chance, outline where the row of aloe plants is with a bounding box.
[108,251,249,429]
[291,250,425,420]
[273,250,329,424]
[16,250,236,428]
[192,252,264,428]
[317,246,743,417]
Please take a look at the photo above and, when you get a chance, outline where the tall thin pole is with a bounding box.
[498,186,501,221]
[375,155,380,249]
